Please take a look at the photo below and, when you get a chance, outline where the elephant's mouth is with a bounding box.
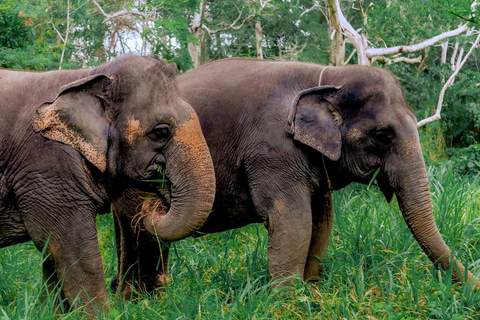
[376,171,395,203]
[118,160,172,221]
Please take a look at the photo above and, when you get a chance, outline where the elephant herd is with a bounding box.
[0,55,478,313]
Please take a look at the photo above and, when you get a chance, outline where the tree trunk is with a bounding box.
[255,21,263,59]
[199,33,207,66]
[325,0,345,66]
[188,0,205,68]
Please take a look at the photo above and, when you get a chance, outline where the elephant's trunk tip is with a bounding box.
[132,198,168,232]
[453,258,480,291]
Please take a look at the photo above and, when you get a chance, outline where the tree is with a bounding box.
[324,0,473,66]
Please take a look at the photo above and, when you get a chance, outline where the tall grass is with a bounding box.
[1,164,479,319]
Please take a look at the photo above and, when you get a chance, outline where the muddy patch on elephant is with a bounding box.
[173,113,210,165]
[125,116,147,146]
[33,104,107,171]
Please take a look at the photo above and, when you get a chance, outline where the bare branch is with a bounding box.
[354,0,374,25]
[450,41,459,69]
[50,21,64,43]
[366,25,469,58]
[202,0,272,35]
[300,3,319,17]
[91,0,108,17]
[372,55,423,65]
[91,0,157,23]
[59,0,70,70]
[441,42,448,63]
[417,32,480,128]
[344,48,357,65]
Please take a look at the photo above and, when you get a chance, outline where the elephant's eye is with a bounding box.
[148,124,171,142]
[372,129,392,147]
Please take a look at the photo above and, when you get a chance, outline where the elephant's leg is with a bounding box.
[112,193,169,299]
[112,204,139,299]
[136,233,170,295]
[304,190,334,281]
[23,206,107,313]
[50,227,106,313]
[265,202,313,283]
[42,256,69,312]
[251,179,313,283]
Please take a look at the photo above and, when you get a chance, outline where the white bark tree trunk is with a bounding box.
[441,42,448,63]
[451,42,459,70]
[325,0,345,65]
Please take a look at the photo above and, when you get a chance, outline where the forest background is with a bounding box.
[1,1,480,318]
[1,0,480,163]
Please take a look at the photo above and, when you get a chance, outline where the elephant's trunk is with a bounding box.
[388,139,479,288]
[141,112,215,241]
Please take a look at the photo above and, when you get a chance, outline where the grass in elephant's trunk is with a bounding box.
[133,197,168,234]
[120,189,169,234]
[130,165,171,233]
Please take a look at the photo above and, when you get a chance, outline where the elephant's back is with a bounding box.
[177,59,323,125]
[0,69,87,163]
[0,69,87,117]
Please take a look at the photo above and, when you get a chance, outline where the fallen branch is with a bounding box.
[417,32,480,128]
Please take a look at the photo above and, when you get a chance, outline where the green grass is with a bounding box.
[1,163,479,319]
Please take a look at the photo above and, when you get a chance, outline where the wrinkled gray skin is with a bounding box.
[0,55,215,312]
[113,58,478,296]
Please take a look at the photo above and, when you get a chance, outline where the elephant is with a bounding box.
[112,58,479,296]
[0,55,215,312]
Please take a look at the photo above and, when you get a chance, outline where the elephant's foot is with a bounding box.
[141,273,169,296]
[304,261,325,282]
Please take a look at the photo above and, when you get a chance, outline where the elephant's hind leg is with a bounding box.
[304,190,334,281]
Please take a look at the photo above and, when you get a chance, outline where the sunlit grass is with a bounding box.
[1,163,479,318]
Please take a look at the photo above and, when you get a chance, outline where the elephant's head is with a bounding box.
[288,65,478,287]
[33,55,215,241]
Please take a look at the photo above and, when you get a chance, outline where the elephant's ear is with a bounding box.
[33,74,111,172]
[287,85,342,161]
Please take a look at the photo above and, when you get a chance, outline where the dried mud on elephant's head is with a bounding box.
[33,103,107,171]
[125,116,147,146]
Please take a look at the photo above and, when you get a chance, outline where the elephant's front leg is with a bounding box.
[112,193,169,299]
[136,233,170,294]
[254,182,313,283]
[304,190,334,281]
[26,211,107,313]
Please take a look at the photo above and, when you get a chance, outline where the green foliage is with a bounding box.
[432,0,479,25]
[445,144,480,176]
[388,53,480,151]
[442,70,480,147]
[152,0,199,70]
